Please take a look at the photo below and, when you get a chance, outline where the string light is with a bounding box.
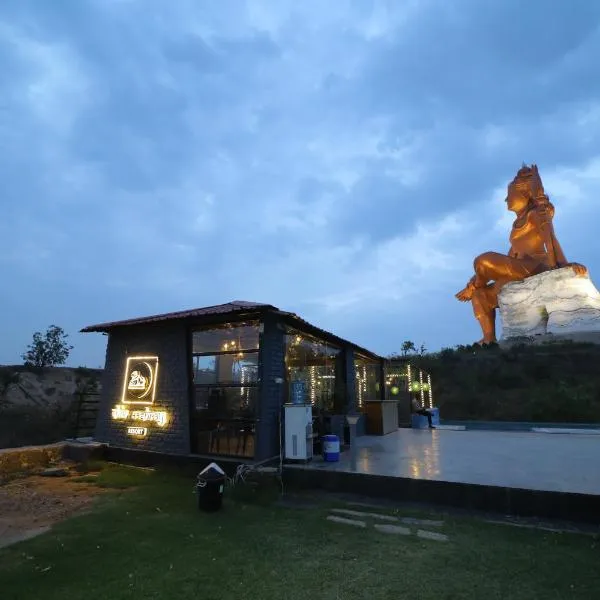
[356,371,363,407]
[309,366,316,405]
[419,369,424,405]
[427,373,433,409]
[240,365,247,398]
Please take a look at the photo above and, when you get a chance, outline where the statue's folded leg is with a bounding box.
[473,252,540,288]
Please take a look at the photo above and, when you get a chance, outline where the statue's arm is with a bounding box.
[530,208,587,275]
[550,231,568,266]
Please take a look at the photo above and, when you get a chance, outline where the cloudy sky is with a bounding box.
[2,0,600,367]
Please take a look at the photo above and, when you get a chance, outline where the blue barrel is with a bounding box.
[322,434,340,462]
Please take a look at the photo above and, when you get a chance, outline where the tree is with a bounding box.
[22,325,73,368]
[401,340,417,356]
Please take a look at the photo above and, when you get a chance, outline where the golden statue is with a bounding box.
[456,164,588,344]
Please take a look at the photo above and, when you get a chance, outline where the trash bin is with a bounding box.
[322,434,340,462]
[196,462,226,512]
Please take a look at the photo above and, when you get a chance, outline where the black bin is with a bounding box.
[196,462,226,512]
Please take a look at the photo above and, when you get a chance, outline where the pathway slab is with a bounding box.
[331,508,397,522]
[401,517,444,527]
[374,524,411,535]
[416,529,449,542]
[326,515,366,528]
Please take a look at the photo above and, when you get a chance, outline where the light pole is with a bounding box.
[346,413,360,472]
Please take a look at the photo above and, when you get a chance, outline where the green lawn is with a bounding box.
[1,464,599,600]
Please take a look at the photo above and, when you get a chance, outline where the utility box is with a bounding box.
[284,404,313,461]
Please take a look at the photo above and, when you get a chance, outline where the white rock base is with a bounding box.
[498,267,600,339]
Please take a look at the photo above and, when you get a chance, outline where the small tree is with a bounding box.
[22,325,73,368]
[401,340,417,356]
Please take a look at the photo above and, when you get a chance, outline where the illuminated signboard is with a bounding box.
[121,356,159,405]
[127,426,147,437]
[112,355,168,439]
[112,405,169,427]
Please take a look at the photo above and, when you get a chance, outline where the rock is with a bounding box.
[498,267,600,339]
[40,467,69,477]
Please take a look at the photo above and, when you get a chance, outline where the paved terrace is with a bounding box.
[291,428,600,496]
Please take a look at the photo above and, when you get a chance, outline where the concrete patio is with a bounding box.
[284,428,600,523]
[292,428,600,495]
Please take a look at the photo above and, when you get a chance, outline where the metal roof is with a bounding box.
[81,299,381,359]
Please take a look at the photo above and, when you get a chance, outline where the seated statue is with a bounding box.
[456,164,587,344]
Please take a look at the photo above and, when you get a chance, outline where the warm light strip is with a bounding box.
[419,369,424,405]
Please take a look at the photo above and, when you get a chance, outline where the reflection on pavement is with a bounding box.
[299,429,600,495]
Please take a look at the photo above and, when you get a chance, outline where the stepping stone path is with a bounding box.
[401,517,444,527]
[416,529,449,542]
[331,508,398,522]
[326,515,366,528]
[325,506,449,541]
[374,524,411,535]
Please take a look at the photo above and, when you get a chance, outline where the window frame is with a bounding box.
[190,321,261,418]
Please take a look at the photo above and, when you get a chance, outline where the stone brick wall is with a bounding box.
[95,322,191,455]
[255,314,285,461]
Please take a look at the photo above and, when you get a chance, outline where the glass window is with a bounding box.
[192,387,258,458]
[285,329,341,411]
[193,353,259,386]
[194,386,258,417]
[192,322,260,354]
[191,321,260,459]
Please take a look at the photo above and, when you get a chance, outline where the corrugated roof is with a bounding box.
[80,301,276,332]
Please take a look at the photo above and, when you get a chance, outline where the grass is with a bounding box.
[0,465,599,600]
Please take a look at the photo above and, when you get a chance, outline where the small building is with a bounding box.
[81,300,434,461]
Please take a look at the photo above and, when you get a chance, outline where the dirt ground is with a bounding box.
[0,466,105,549]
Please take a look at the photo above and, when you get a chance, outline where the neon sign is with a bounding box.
[121,356,159,405]
[112,405,169,427]
[127,426,147,437]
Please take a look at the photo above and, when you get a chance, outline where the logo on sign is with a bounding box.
[121,356,159,405]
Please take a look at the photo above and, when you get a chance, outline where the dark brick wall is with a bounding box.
[342,348,357,412]
[254,314,285,461]
[94,322,191,455]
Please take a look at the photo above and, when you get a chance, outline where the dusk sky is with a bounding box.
[2,0,600,368]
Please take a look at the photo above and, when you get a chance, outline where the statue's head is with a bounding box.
[505,163,554,217]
